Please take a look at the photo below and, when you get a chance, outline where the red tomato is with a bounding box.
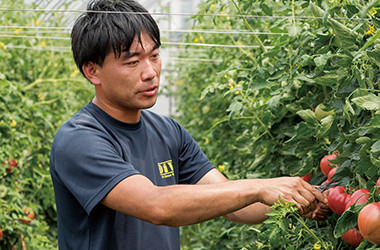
[3,159,17,173]
[327,167,338,181]
[328,186,351,215]
[345,189,369,210]
[377,177,380,194]
[18,208,35,225]
[301,173,312,182]
[358,202,380,245]
[320,152,338,176]
[341,227,363,247]
[0,227,2,240]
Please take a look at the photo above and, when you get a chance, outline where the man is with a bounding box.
[49,0,330,249]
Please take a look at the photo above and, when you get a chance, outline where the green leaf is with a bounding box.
[368,115,380,128]
[227,101,243,113]
[371,140,380,153]
[310,2,357,48]
[0,184,8,198]
[296,110,317,123]
[352,94,380,111]
[370,154,380,168]
[285,122,315,144]
[316,115,334,138]
[314,54,329,68]
[345,98,355,115]
[314,74,338,86]
[355,136,371,144]
[295,74,315,83]
[267,95,281,111]
[334,206,363,237]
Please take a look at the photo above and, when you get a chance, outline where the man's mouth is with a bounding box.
[139,86,158,96]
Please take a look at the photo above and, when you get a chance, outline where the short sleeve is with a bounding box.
[50,125,140,214]
[174,121,215,184]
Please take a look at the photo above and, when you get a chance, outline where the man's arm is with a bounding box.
[198,169,332,224]
[101,170,326,227]
[196,169,271,224]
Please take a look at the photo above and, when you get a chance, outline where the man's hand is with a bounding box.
[255,177,328,216]
[303,189,332,220]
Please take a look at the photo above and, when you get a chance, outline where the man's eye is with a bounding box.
[152,53,160,59]
[127,60,138,66]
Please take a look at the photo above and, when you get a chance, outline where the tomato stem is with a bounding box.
[230,0,267,52]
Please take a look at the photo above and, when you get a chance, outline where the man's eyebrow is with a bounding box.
[122,44,160,59]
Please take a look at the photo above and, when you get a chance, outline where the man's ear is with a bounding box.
[82,62,101,85]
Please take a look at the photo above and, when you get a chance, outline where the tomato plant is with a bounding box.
[358,202,380,245]
[0,0,92,248]
[173,0,380,249]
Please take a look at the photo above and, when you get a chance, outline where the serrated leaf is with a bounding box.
[316,115,334,138]
[285,122,315,143]
[314,74,339,86]
[334,207,362,237]
[296,110,317,122]
[352,94,380,111]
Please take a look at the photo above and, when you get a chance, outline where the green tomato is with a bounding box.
[315,104,335,121]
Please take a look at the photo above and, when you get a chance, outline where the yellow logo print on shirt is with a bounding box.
[157,160,174,178]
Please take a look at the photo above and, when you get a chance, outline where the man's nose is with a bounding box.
[141,59,157,81]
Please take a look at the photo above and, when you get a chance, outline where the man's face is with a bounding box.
[93,32,162,118]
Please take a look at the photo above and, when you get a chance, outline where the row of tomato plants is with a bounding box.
[171,0,380,249]
[0,0,90,248]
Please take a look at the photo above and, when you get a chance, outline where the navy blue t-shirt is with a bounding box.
[49,102,215,250]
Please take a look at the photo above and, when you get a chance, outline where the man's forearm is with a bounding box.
[224,202,271,224]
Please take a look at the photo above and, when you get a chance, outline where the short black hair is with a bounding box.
[71,0,161,76]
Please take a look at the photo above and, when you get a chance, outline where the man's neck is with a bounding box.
[92,97,141,124]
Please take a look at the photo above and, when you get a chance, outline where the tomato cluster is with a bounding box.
[17,208,35,225]
[319,153,380,247]
[3,159,17,173]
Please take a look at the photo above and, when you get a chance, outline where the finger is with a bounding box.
[290,194,314,215]
[300,179,328,203]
